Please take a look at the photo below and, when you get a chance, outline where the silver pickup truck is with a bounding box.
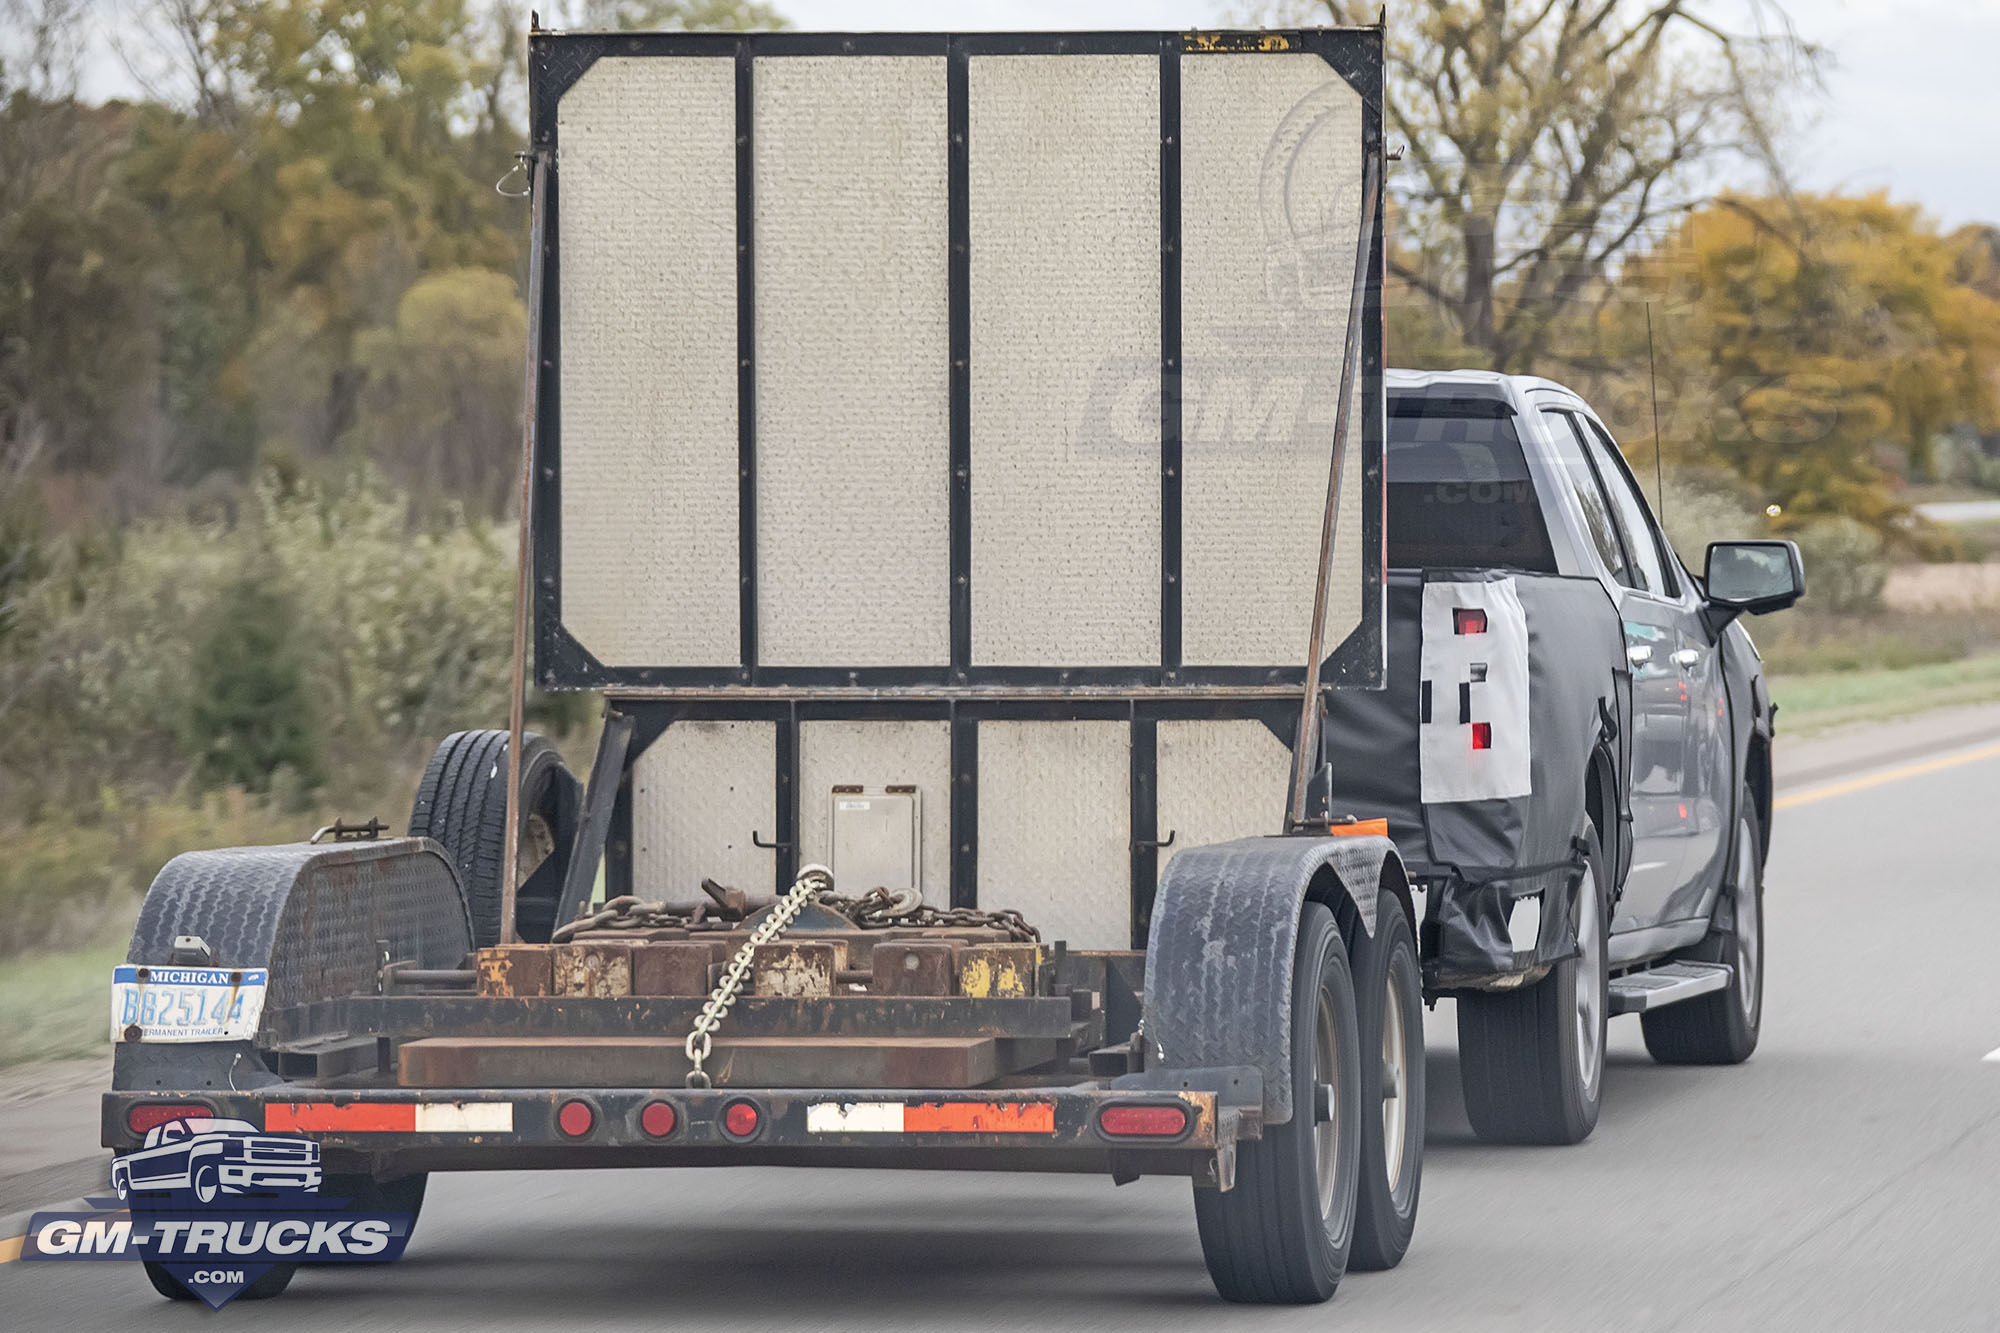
[1326,368,1804,1146]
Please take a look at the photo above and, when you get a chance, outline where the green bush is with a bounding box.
[190,569,326,797]
[1791,515,1889,614]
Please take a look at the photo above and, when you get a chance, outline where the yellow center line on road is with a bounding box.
[0,1232,24,1263]
[1776,740,2000,811]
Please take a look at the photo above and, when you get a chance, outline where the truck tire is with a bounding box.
[1193,902,1361,1304]
[1457,819,1608,1146]
[306,1173,429,1264]
[409,730,579,946]
[145,1260,296,1301]
[1642,809,1763,1065]
[1350,892,1424,1271]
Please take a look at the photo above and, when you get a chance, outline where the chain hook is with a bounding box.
[682,864,834,1088]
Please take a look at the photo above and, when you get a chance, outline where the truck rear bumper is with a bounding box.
[105,1084,1239,1180]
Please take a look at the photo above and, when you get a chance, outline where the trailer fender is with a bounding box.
[122,838,472,1061]
[1142,834,1404,1126]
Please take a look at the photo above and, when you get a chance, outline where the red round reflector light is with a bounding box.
[127,1103,212,1134]
[721,1101,761,1138]
[640,1101,677,1138]
[1098,1104,1188,1138]
[556,1099,595,1138]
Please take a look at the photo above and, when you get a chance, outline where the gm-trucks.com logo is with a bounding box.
[22,1116,413,1308]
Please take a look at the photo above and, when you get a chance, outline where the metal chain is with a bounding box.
[682,864,833,1089]
[552,886,1040,945]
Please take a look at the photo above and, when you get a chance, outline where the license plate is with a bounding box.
[110,965,268,1042]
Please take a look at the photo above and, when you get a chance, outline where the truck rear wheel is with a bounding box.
[1193,902,1361,1304]
[1642,810,1763,1065]
[1457,820,1608,1146]
[1350,892,1424,1271]
[410,730,579,946]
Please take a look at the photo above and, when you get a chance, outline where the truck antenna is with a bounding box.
[1645,302,1667,529]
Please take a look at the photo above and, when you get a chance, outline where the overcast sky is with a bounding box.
[56,0,2000,229]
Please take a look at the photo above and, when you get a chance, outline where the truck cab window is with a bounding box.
[1543,409,1641,590]
[1386,395,1557,572]
[1580,417,1678,598]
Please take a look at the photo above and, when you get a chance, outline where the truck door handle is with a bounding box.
[1626,645,1653,667]
[1670,649,1701,669]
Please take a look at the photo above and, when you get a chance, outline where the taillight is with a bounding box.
[721,1101,761,1138]
[127,1103,211,1134]
[1097,1104,1189,1138]
[639,1101,677,1138]
[556,1099,595,1137]
[1471,722,1493,751]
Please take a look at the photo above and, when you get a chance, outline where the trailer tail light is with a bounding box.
[722,1101,761,1138]
[127,1102,212,1134]
[1454,608,1487,635]
[1471,722,1493,751]
[1098,1104,1188,1138]
[639,1101,677,1138]
[556,1100,595,1138]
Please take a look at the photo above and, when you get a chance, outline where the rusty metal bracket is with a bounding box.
[552,707,636,933]
[310,817,390,844]
[1287,149,1383,829]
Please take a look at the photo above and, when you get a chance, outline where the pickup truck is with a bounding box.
[1325,368,1804,1145]
[109,1117,321,1203]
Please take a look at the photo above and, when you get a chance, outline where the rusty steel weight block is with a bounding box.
[474,945,553,998]
[551,942,633,997]
[751,941,836,998]
[870,941,960,996]
[958,943,1043,999]
[631,941,721,996]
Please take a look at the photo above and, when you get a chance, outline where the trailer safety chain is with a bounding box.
[682,864,835,1089]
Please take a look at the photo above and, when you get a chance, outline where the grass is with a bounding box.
[0,928,129,1071]
[1771,651,2000,736]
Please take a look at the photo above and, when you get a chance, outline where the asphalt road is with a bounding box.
[6,722,2000,1329]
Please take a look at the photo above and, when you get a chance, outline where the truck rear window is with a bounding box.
[1386,396,1557,573]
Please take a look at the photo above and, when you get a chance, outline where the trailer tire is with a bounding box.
[1642,808,1763,1065]
[144,1260,296,1302]
[306,1173,429,1264]
[1193,902,1361,1304]
[1457,819,1608,1146]
[1349,892,1423,1271]
[409,730,579,946]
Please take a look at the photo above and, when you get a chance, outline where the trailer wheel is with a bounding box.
[306,1173,429,1264]
[1350,891,1424,1271]
[1642,809,1763,1065]
[144,1261,296,1301]
[1193,902,1361,1304]
[1456,819,1608,1146]
[410,730,579,946]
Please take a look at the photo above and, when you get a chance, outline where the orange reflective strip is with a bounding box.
[1327,819,1388,838]
[903,1102,1055,1134]
[265,1102,417,1133]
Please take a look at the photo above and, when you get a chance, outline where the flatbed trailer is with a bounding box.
[105,23,1422,1307]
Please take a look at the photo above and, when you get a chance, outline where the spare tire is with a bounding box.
[409,730,580,946]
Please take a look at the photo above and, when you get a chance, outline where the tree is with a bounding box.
[563,0,787,30]
[353,268,528,515]
[189,566,326,795]
[1604,193,2000,535]
[1266,0,1812,375]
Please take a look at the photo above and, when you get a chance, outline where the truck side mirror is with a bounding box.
[1704,540,1804,618]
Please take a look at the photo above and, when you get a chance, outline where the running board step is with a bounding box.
[1608,961,1732,1015]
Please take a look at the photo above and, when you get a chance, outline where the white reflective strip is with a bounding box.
[805,1102,904,1134]
[413,1102,513,1133]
